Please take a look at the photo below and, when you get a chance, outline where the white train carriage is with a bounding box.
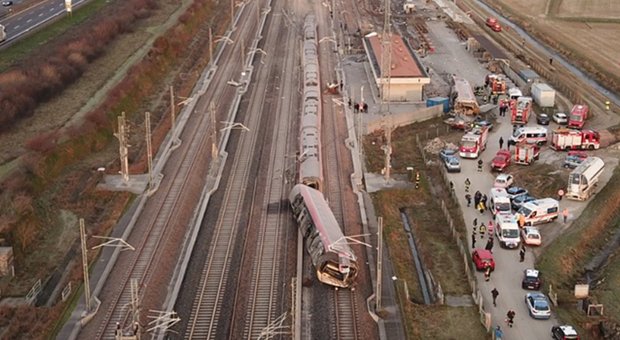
[289,184,358,288]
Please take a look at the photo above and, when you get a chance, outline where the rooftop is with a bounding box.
[364,32,426,78]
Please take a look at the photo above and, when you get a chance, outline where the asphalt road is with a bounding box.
[447,114,561,338]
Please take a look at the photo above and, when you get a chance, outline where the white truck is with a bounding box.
[531,83,555,108]
[516,198,559,226]
[567,156,604,201]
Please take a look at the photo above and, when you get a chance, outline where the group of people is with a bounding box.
[464,189,488,214]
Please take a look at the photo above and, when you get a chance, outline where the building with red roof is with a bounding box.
[363,32,430,102]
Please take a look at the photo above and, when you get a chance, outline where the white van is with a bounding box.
[495,214,521,249]
[489,187,511,217]
[516,198,559,226]
[509,126,548,146]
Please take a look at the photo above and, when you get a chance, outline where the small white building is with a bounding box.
[363,32,430,102]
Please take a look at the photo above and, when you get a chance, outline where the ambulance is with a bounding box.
[515,198,559,226]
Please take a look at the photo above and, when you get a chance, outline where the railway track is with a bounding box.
[318,6,362,339]
[182,1,285,338]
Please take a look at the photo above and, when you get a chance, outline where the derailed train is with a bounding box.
[289,184,358,288]
[288,16,358,289]
[298,14,323,191]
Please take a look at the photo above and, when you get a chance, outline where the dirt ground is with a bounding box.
[491,0,620,93]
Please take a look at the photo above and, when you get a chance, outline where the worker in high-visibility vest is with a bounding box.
[605,100,611,111]
[415,171,420,189]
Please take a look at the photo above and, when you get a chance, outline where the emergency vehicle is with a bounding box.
[516,198,559,226]
[567,157,604,201]
[568,104,589,129]
[509,126,548,146]
[510,96,532,126]
[496,214,521,249]
[514,142,540,165]
[485,74,506,94]
[489,188,511,217]
[550,129,600,151]
[459,126,488,159]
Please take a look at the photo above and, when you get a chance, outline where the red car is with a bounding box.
[491,149,511,172]
[472,249,495,271]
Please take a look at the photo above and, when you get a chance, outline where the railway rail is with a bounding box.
[182,1,291,338]
[318,5,362,339]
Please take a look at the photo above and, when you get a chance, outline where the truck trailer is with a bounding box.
[531,83,555,108]
[567,157,604,201]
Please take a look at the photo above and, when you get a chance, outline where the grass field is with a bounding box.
[486,0,620,97]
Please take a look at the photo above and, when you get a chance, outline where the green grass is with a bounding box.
[368,121,487,339]
[536,165,620,335]
[0,0,112,71]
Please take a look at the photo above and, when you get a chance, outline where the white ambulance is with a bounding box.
[515,198,559,226]
[495,214,521,249]
[509,126,548,146]
[489,187,511,217]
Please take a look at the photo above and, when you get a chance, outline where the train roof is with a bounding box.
[289,185,355,259]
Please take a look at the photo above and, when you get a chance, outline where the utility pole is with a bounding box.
[115,112,130,182]
[381,0,393,182]
[376,216,383,311]
[208,27,213,63]
[169,86,175,129]
[80,218,91,312]
[210,103,218,159]
[145,112,153,189]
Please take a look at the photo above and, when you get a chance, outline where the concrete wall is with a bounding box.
[389,83,425,101]
[366,105,443,134]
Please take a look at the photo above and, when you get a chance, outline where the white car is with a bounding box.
[493,174,514,189]
[553,112,568,125]
[521,226,541,246]
[525,292,551,319]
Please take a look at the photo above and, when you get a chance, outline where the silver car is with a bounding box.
[553,112,568,125]
[525,292,551,319]
[443,156,461,173]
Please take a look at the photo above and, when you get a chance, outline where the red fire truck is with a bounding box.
[568,104,589,129]
[511,96,532,126]
[550,129,600,151]
[459,126,489,159]
[514,142,540,165]
[485,74,506,94]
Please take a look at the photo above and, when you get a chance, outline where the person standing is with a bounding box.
[465,194,472,207]
[477,159,483,172]
[474,191,482,208]
[495,325,504,339]
[465,178,471,192]
[499,136,504,149]
[479,223,487,239]
[519,244,526,262]
[484,264,492,281]
[563,207,569,223]
[471,231,476,249]
[473,218,478,228]
[506,310,516,327]
[491,288,499,307]
[485,237,494,253]
[488,220,494,237]
[558,188,565,201]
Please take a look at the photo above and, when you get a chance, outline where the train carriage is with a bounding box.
[289,184,358,288]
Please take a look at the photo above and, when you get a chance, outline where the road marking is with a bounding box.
[26,19,31,23]
[49,8,54,11]
[14,25,19,29]
[38,13,44,17]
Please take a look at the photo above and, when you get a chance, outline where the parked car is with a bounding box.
[491,149,511,172]
[521,226,542,246]
[552,325,579,340]
[472,249,495,271]
[522,269,542,290]
[443,156,461,173]
[553,112,568,125]
[563,151,588,169]
[439,148,458,162]
[473,118,493,131]
[1,0,13,6]
[525,292,551,319]
[537,113,550,125]
[511,194,536,210]
[493,174,514,189]
[506,186,528,200]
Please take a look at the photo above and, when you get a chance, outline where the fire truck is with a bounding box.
[568,104,589,129]
[550,129,600,151]
[514,142,540,165]
[485,74,507,95]
[511,96,532,126]
[486,17,502,32]
[459,126,489,159]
